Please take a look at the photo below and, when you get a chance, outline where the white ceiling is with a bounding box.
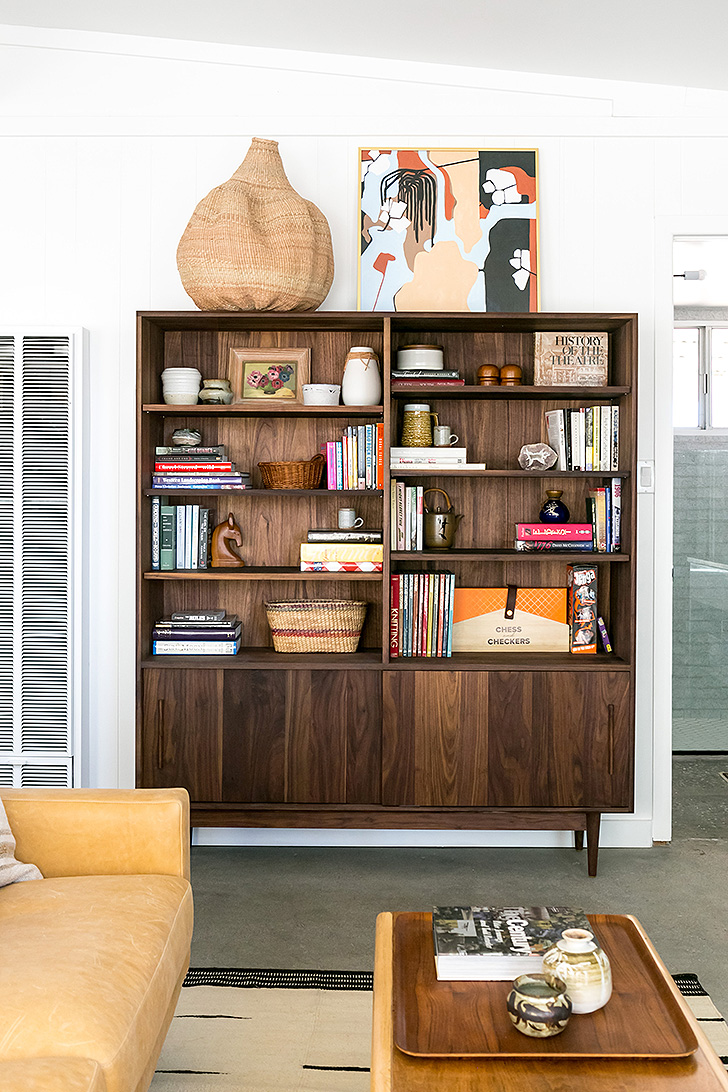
[1,0,727,92]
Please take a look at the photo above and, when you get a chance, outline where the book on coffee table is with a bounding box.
[432,905,591,981]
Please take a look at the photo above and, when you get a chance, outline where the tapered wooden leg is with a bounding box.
[586,812,601,876]
[574,830,584,851]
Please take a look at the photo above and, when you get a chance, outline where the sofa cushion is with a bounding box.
[0,795,42,886]
[0,1057,107,1092]
[0,874,192,1092]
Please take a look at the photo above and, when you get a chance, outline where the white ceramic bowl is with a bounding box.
[396,345,444,370]
[302,383,341,405]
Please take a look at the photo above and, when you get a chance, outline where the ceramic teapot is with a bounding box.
[423,488,463,550]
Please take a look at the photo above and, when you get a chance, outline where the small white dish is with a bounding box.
[302,383,341,405]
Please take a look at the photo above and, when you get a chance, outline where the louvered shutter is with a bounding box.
[0,330,83,787]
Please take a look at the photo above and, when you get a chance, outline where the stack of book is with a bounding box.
[515,522,595,552]
[390,571,455,657]
[299,541,383,572]
[152,444,250,490]
[390,447,486,471]
[151,497,213,570]
[152,611,241,655]
[544,406,619,472]
[390,369,464,388]
[324,424,384,490]
[391,481,423,551]
[586,480,622,552]
[432,905,592,980]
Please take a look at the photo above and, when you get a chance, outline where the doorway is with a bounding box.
[672,237,728,753]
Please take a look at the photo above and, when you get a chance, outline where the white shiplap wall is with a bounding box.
[2,23,721,844]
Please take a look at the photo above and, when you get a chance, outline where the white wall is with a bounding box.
[2,23,718,845]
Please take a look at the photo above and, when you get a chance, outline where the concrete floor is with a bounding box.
[189,756,728,1016]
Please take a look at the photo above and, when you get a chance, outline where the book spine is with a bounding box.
[376,423,384,489]
[390,479,397,550]
[427,573,435,656]
[366,424,373,489]
[300,544,384,562]
[154,462,234,472]
[611,477,622,551]
[390,369,461,378]
[300,561,383,572]
[592,405,600,470]
[190,505,200,569]
[390,378,465,386]
[184,505,193,568]
[341,430,348,490]
[597,615,613,653]
[357,424,366,488]
[306,530,384,543]
[390,574,400,657]
[562,407,571,470]
[401,574,409,656]
[584,408,593,473]
[516,524,593,540]
[198,508,209,569]
[150,495,161,570]
[604,484,612,553]
[153,640,240,655]
[422,573,430,657]
[601,406,611,472]
[160,505,176,571]
[335,442,343,490]
[416,485,423,552]
[155,446,225,456]
[350,427,357,489]
[152,475,243,485]
[514,540,595,551]
[175,506,185,569]
[595,488,607,552]
[405,486,412,552]
[152,626,241,640]
[447,573,455,657]
[612,406,619,470]
[326,441,337,490]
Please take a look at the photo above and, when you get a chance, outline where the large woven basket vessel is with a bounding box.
[258,452,325,489]
[265,600,367,653]
[176,138,334,311]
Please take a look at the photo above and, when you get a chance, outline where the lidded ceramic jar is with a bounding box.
[541,928,613,1014]
[539,489,570,523]
[342,346,381,406]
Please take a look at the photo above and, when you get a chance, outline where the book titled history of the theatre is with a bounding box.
[534,331,609,386]
[432,905,592,980]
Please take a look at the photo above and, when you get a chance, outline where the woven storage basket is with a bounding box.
[265,599,367,653]
[258,452,325,489]
[176,138,334,312]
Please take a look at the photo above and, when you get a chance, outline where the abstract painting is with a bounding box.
[358,148,539,312]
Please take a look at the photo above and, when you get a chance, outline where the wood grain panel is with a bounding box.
[486,671,546,805]
[222,670,287,802]
[382,671,416,804]
[140,669,222,800]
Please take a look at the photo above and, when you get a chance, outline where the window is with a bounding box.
[673,323,728,429]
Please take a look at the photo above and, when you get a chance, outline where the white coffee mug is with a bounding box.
[338,508,364,529]
[433,425,459,447]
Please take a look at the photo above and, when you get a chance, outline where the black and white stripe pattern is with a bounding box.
[673,973,728,1070]
[183,967,374,991]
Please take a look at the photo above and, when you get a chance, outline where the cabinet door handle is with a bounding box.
[157,698,165,770]
[607,703,614,776]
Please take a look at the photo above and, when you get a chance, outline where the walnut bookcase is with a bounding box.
[136,311,637,874]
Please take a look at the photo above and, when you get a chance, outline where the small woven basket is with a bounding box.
[258,452,325,489]
[265,599,367,653]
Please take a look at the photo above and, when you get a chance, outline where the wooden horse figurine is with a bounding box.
[211,513,245,568]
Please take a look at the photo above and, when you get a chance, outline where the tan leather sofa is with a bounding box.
[0,788,194,1092]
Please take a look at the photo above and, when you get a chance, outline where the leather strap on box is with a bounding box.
[505,584,518,619]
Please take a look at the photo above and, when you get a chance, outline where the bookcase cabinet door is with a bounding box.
[221,671,382,805]
[382,671,631,809]
[141,669,223,801]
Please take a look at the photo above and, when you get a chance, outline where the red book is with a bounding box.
[390,574,400,657]
[376,423,384,489]
[516,523,593,541]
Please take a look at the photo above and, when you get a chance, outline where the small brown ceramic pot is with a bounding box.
[506,973,572,1038]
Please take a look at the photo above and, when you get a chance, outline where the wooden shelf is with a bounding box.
[384,652,631,670]
[141,648,383,670]
[391,469,629,478]
[390,385,630,400]
[143,403,383,417]
[391,549,630,562]
[144,488,384,497]
[144,567,382,581]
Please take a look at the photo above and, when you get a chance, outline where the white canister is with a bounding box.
[342,346,382,406]
[396,345,444,371]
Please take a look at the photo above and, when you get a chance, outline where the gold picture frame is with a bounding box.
[228,347,311,404]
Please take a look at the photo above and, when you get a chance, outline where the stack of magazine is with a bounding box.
[432,905,591,980]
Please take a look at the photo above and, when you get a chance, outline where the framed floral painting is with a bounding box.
[358,147,539,313]
[228,347,311,404]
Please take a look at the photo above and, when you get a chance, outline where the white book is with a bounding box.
[611,406,620,470]
[390,479,398,550]
[175,505,185,569]
[390,446,467,458]
[416,485,423,552]
[600,406,611,472]
[153,639,241,655]
[190,506,200,569]
[185,504,194,568]
[544,409,567,471]
[405,485,412,552]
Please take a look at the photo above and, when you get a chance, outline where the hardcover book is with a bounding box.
[432,906,592,981]
[516,523,593,541]
[534,332,609,386]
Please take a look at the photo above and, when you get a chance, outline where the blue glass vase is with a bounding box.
[539,490,570,523]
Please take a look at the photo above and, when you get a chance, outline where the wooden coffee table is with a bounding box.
[371,912,728,1091]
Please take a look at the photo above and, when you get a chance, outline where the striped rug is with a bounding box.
[150,969,727,1091]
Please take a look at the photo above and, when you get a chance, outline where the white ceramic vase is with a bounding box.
[341,346,381,406]
[541,928,613,1014]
